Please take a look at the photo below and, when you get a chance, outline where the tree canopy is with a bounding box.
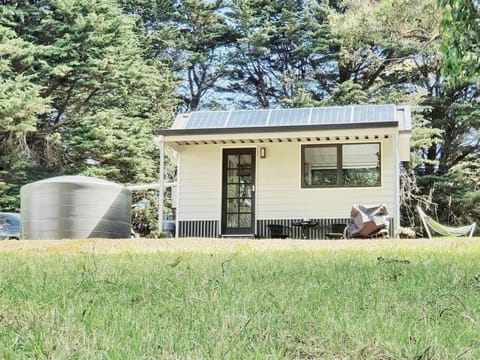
[438,0,480,84]
[0,0,175,212]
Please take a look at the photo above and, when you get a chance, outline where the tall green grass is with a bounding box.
[1,246,480,359]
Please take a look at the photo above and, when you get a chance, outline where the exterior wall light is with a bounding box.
[260,147,266,158]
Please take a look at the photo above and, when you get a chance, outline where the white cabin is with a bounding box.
[157,105,411,239]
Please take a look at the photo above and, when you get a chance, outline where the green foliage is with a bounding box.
[415,96,480,225]
[0,19,51,211]
[226,0,331,107]
[323,80,368,105]
[419,155,480,225]
[131,190,168,237]
[126,0,235,110]
[328,0,439,99]
[438,0,480,85]
[174,0,235,110]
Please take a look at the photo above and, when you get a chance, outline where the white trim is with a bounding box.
[174,151,181,238]
[392,133,400,233]
[163,127,398,145]
[126,182,176,191]
[217,147,223,236]
[158,138,165,235]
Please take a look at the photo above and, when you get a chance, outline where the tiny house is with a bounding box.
[157,105,411,239]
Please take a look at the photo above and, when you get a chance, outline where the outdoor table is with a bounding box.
[293,219,319,239]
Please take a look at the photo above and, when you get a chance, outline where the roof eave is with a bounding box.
[157,121,399,137]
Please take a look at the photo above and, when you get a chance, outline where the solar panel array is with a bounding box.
[180,105,397,129]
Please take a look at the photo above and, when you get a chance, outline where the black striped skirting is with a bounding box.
[177,218,394,239]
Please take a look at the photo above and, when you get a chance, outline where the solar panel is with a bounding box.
[185,111,230,128]
[310,107,351,125]
[227,110,269,127]
[353,105,395,123]
[268,108,311,126]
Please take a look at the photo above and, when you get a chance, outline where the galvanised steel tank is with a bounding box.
[20,176,131,239]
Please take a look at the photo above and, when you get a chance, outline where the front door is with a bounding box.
[222,148,256,235]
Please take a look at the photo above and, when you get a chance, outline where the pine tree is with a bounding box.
[0,0,176,211]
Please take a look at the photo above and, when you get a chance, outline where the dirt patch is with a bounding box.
[0,237,478,254]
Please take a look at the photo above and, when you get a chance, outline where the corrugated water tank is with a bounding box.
[20,176,131,239]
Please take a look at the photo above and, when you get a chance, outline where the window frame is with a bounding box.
[301,142,382,188]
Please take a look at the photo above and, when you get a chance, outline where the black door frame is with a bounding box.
[221,148,256,235]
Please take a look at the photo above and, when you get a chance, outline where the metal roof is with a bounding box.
[168,105,411,132]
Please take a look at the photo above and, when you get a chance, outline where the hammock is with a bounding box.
[417,207,476,239]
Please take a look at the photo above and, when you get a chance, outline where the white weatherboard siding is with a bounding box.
[256,139,394,219]
[175,138,396,222]
[177,145,222,220]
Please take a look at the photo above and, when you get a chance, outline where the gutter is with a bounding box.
[157,121,399,137]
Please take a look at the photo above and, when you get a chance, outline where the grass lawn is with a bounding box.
[1,239,480,359]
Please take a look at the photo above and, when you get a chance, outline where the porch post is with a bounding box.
[157,136,165,235]
[392,133,400,235]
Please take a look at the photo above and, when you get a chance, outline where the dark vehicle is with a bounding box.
[0,212,21,240]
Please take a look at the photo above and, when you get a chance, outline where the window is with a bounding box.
[302,143,381,188]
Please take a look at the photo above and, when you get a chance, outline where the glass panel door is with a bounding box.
[222,149,255,235]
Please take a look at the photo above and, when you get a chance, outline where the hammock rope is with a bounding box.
[417,207,476,238]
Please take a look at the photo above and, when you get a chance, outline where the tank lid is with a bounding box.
[31,176,123,187]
